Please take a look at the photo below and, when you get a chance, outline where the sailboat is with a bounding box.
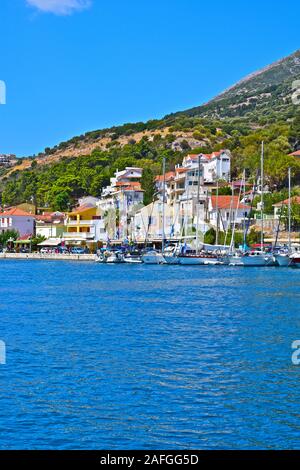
[241,142,275,267]
[273,168,292,267]
[142,157,167,265]
[178,156,221,266]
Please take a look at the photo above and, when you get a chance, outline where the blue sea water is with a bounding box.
[0,260,300,450]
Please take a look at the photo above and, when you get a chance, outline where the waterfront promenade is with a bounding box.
[0,253,95,262]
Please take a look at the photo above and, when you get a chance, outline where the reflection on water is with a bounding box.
[0,261,299,449]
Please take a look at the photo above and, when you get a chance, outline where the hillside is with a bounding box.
[1,49,300,211]
[177,49,300,120]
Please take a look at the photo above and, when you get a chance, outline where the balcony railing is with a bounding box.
[63,232,95,239]
[67,219,101,226]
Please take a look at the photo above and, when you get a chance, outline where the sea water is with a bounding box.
[0,260,299,450]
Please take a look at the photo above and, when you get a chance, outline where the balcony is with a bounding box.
[63,232,95,240]
[67,219,98,226]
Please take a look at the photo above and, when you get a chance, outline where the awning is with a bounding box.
[37,238,62,247]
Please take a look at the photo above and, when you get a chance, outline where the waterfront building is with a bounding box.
[132,201,174,242]
[35,212,66,239]
[64,203,106,245]
[98,167,144,240]
[0,207,35,237]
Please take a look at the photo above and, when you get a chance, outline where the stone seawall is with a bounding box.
[0,253,96,262]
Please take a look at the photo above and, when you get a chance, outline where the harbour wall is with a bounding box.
[0,253,96,262]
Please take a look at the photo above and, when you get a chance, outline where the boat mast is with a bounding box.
[288,166,291,250]
[260,141,264,250]
[196,155,201,254]
[216,179,219,246]
[242,169,247,249]
[162,157,166,254]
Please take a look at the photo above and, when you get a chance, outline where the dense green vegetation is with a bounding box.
[1,113,300,211]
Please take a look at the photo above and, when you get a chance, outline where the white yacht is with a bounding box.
[240,251,275,267]
[142,250,165,265]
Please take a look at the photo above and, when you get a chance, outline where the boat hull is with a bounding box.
[142,253,165,265]
[274,254,290,267]
[241,254,275,267]
[163,255,180,265]
[290,256,300,268]
[178,256,220,265]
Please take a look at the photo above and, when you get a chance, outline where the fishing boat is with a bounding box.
[142,250,165,264]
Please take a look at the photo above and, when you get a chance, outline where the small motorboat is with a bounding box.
[124,251,143,264]
[106,251,124,264]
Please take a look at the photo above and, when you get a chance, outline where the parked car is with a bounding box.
[70,247,87,255]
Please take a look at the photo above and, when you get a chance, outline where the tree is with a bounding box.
[141,168,155,206]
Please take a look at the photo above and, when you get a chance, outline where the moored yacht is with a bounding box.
[178,250,223,265]
[289,252,300,268]
[241,250,275,267]
[142,250,165,265]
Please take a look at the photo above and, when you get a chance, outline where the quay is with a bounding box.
[0,253,96,262]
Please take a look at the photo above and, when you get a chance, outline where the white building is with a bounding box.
[182,150,231,183]
[208,195,250,231]
[99,167,144,240]
[132,201,174,242]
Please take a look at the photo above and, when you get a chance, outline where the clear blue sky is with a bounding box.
[1,0,299,157]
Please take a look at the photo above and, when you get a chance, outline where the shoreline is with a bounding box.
[0,253,96,262]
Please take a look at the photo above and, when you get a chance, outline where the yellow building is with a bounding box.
[64,204,105,244]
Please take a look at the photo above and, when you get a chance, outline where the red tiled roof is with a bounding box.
[115,181,142,188]
[0,207,34,217]
[155,171,175,182]
[70,204,96,215]
[289,150,300,157]
[211,195,250,210]
[273,196,300,207]
[186,150,225,161]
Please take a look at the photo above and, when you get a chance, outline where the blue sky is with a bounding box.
[1,0,299,156]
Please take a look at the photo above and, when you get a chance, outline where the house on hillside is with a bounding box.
[208,196,250,232]
[273,196,300,219]
[289,150,300,158]
[0,207,35,237]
